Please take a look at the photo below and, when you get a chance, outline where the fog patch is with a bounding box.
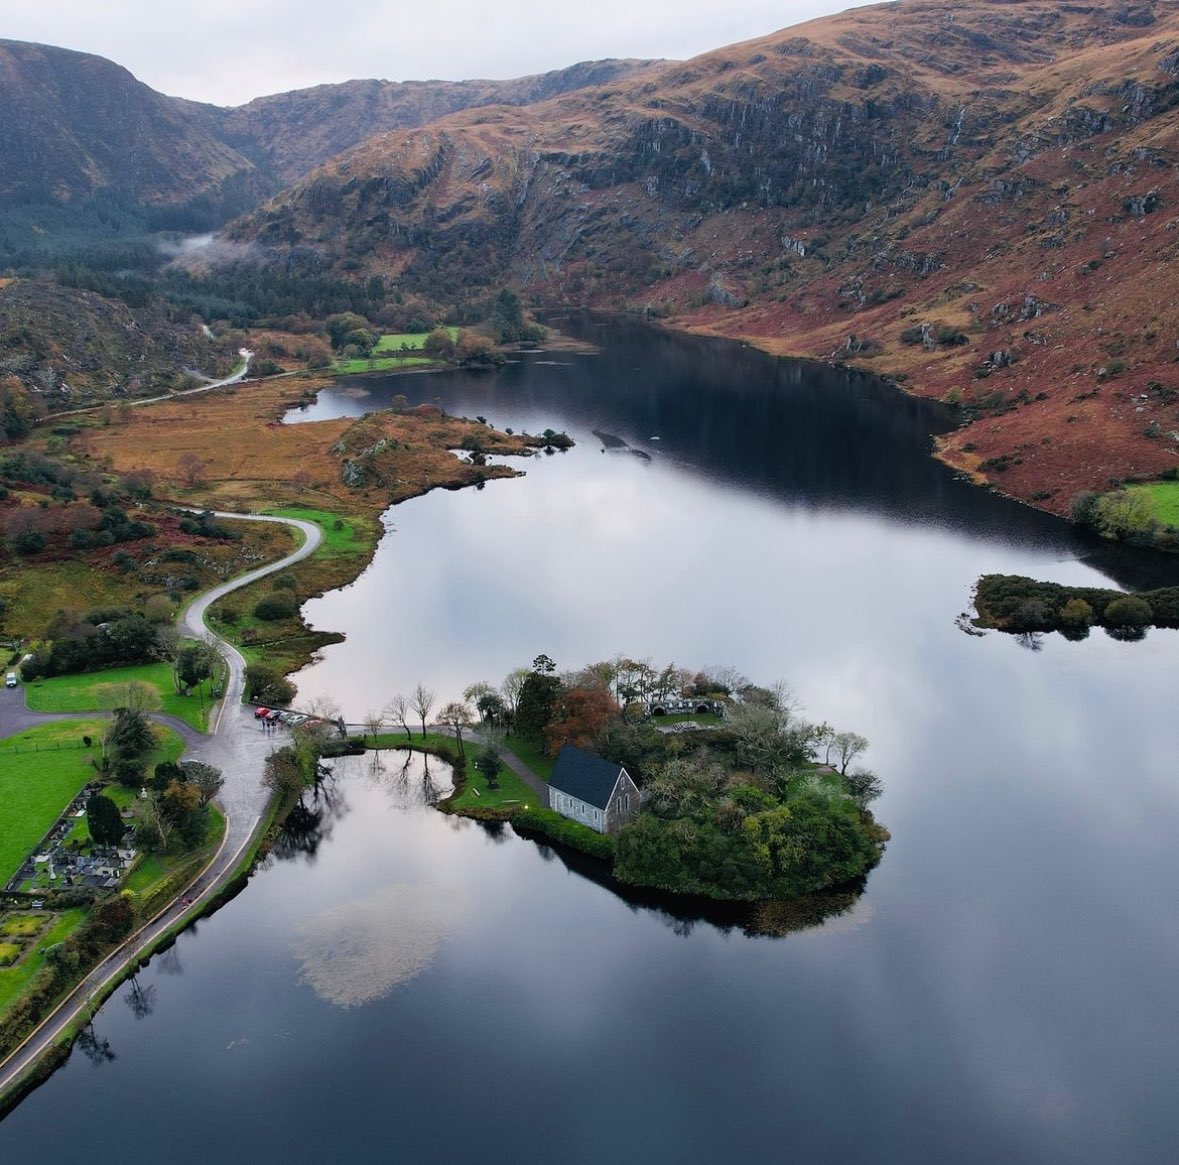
[161,233,265,271]
[293,883,468,1008]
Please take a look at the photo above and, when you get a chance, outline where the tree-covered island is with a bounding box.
[441,658,889,903]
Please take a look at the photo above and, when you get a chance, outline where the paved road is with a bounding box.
[0,511,322,1103]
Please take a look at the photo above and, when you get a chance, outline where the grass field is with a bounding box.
[24,661,210,732]
[0,718,107,885]
[374,329,458,352]
[0,720,184,886]
[332,329,460,374]
[504,734,556,781]
[263,507,370,558]
[333,355,434,374]
[445,762,537,813]
[1134,481,1179,527]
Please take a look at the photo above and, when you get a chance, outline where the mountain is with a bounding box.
[187,59,661,189]
[0,39,657,226]
[0,40,264,222]
[222,0,1179,513]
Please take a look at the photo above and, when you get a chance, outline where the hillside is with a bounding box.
[191,59,661,188]
[0,39,656,237]
[0,40,265,224]
[222,0,1179,513]
[0,280,230,409]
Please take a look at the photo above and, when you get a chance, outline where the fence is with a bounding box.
[0,740,93,756]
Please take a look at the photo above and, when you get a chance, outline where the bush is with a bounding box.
[511,807,617,861]
[1059,598,1094,628]
[244,663,296,706]
[253,592,299,621]
[1104,595,1152,627]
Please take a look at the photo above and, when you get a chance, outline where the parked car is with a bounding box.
[5,672,16,688]
[253,706,271,719]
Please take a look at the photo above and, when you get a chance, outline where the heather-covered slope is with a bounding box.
[224,0,1179,512]
[0,279,230,408]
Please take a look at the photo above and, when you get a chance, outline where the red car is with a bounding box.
[253,707,271,719]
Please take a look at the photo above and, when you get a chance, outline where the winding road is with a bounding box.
[0,510,322,1103]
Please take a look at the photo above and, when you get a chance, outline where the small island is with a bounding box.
[410,657,889,903]
[972,573,1179,641]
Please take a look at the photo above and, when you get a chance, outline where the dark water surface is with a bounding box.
[3,317,1178,1163]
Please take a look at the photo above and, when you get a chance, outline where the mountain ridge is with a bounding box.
[219,0,1179,513]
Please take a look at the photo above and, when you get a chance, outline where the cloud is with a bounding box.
[4,0,879,105]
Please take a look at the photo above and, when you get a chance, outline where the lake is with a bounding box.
[3,315,1177,1163]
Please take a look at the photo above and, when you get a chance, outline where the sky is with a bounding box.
[3,0,880,107]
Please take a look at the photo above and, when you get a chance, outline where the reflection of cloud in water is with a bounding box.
[294,883,467,1008]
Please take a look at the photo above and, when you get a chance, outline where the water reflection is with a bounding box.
[519,824,871,940]
[293,882,468,1008]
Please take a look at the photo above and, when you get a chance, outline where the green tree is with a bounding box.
[1104,594,1152,627]
[105,706,156,774]
[181,761,224,806]
[422,328,456,359]
[85,793,125,846]
[176,642,213,692]
[515,671,562,742]
[244,664,296,706]
[473,742,504,789]
[325,312,372,351]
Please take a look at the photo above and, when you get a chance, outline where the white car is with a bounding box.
[5,672,17,688]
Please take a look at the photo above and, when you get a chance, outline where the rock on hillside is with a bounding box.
[223,0,1179,512]
[0,279,231,410]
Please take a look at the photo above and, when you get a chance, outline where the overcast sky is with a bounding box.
[4,0,880,107]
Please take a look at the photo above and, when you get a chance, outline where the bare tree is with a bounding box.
[363,709,385,744]
[833,732,869,777]
[411,683,435,738]
[438,701,474,757]
[500,668,530,722]
[384,693,411,739]
[177,452,207,488]
[124,975,156,1021]
[94,680,161,714]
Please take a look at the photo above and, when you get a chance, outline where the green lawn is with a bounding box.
[263,507,370,558]
[503,734,555,781]
[1134,481,1179,528]
[0,719,107,885]
[24,661,211,731]
[0,909,86,1015]
[0,721,184,886]
[363,731,538,812]
[333,355,434,374]
[446,763,538,813]
[374,329,457,352]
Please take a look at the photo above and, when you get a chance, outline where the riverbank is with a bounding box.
[0,511,326,1111]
